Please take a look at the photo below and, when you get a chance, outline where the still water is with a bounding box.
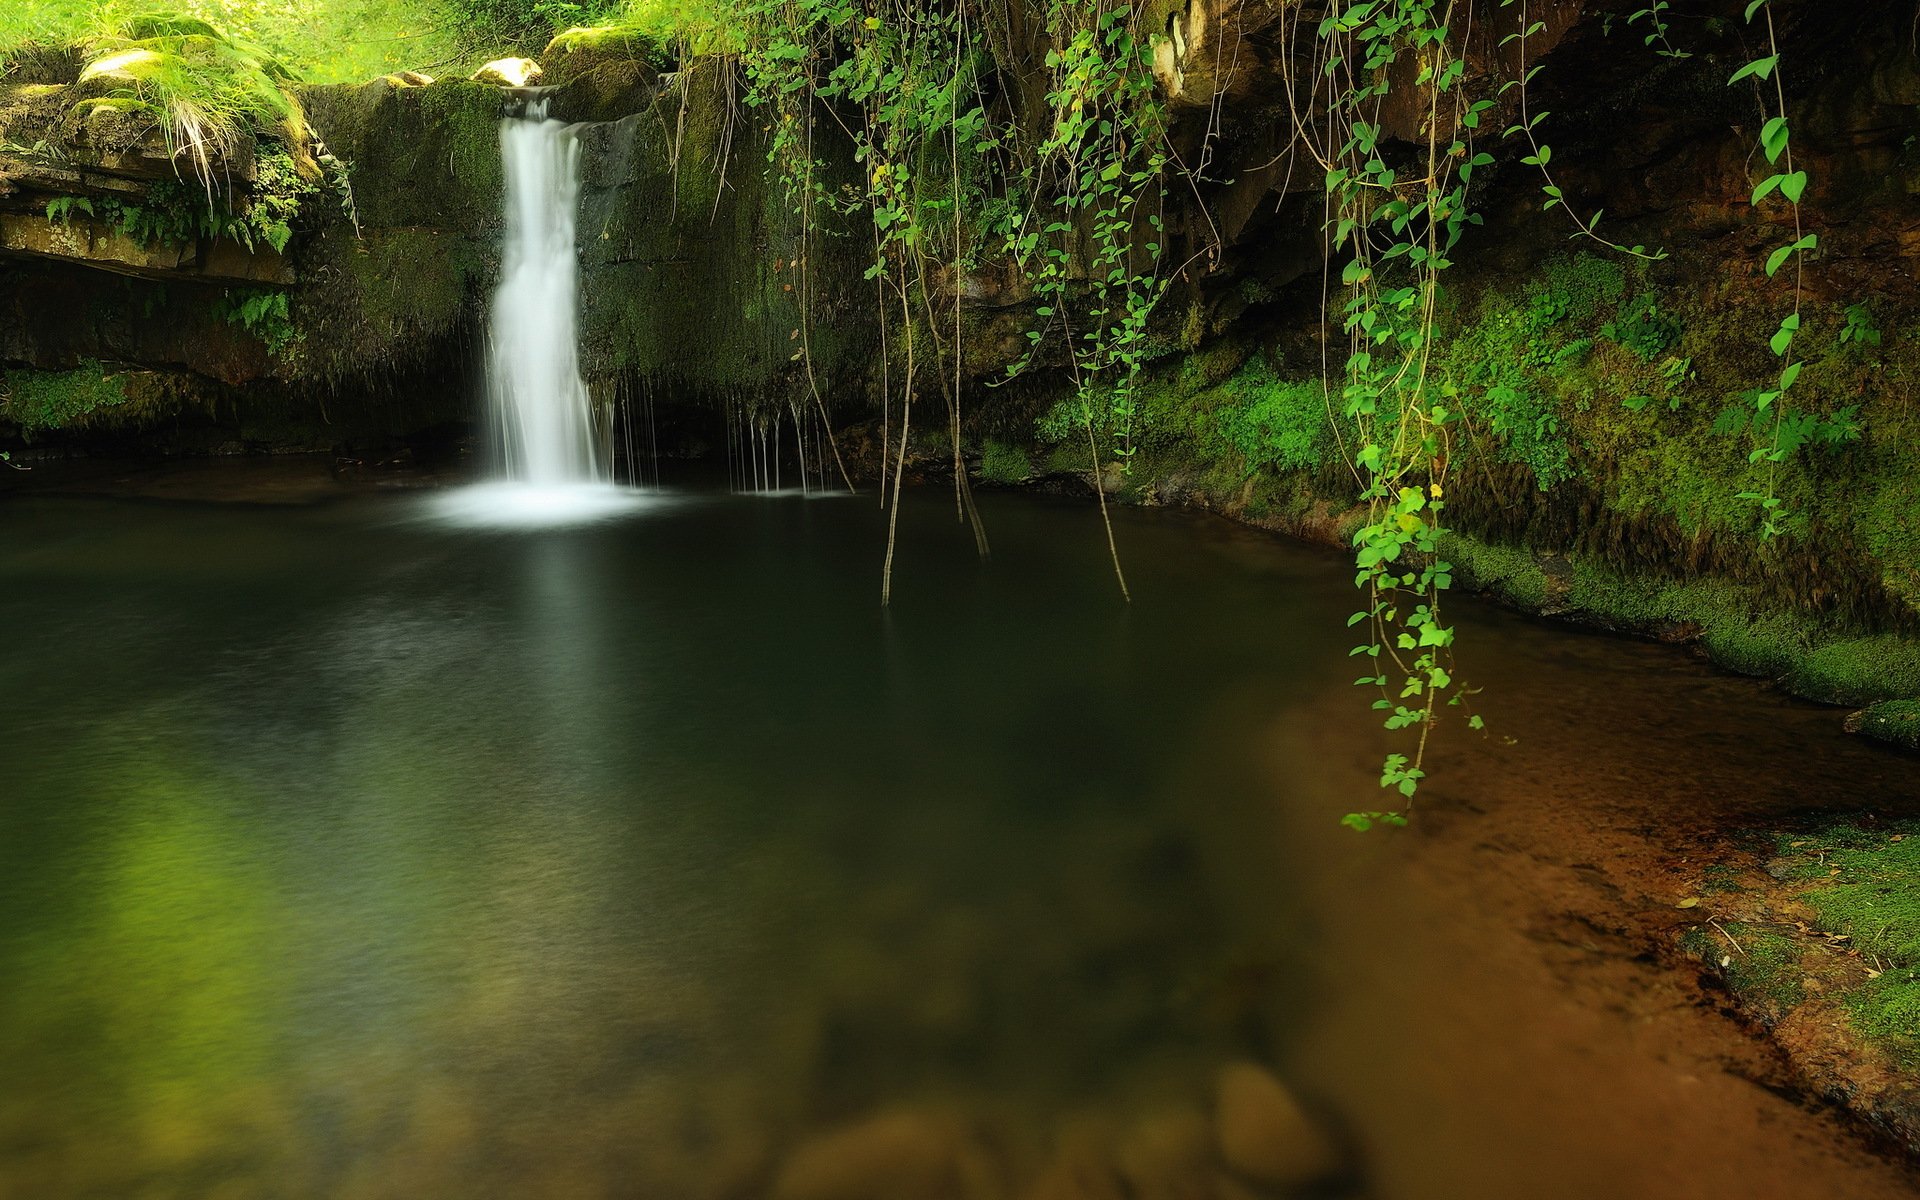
[0,477,1914,1199]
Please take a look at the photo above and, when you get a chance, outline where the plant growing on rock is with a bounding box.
[69,14,316,193]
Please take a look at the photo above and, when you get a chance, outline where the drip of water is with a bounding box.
[490,98,599,485]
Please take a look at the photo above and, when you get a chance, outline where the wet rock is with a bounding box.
[1021,1117,1126,1200]
[773,1109,990,1200]
[1212,1062,1337,1191]
[1115,1109,1214,1200]
[471,57,543,88]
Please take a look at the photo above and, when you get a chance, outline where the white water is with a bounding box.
[491,99,598,485]
[442,98,644,528]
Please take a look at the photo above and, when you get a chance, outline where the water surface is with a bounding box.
[0,478,1913,1199]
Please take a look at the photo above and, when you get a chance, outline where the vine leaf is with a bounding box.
[1729,54,1778,84]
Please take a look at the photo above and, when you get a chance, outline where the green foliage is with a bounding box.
[1,0,461,84]
[42,144,317,253]
[1778,823,1920,1065]
[1214,358,1330,474]
[1839,302,1882,349]
[1440,255,1627,492]
[70,15,314,188]
[979,439,1029,484]
[1727,0,1820,540]
[1319,0,1486,823]
[1482,382,1571,490]
[1036,394,1091,445]
[241,144,317,253]
[0,360,129,432]
[1602,292,1683,361]
[216,287,297,355]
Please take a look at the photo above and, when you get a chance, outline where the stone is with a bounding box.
[1020,1119,1126,1200]
[1212,1062,1337,1190]
[1114,1109,1214,1200]
[471,57,543,87]
[772,1109,983,1200]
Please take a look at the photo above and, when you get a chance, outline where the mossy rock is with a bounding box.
[542,26,669,86]
[1846,700,1920,752]
[0,42,81,86]
[301,79,504,232]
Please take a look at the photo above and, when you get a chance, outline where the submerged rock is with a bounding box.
[1212,1062,1338,1191]
[772,1109,992,1200]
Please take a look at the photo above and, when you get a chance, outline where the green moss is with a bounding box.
[1211,357,1332,473]
[542,24,670,83]
[1786,638,1920,706]
[1681,921,1805,1017]
[1442,532,1549,609]
[1848,976,1920,1067]
[1,360,128,432]
[1850,700,1920,752]
[980,439,1029,483]
[1436,254,1627,491]
[1602,292,1685,361]
[1776,822,1920,1064]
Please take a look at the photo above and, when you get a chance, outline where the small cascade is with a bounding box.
[489,95,600,485]
[724,399,844,497]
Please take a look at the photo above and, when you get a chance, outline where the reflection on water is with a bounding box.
[0,482,1913,1199]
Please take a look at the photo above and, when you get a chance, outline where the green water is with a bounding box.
[0,480,1913,1199]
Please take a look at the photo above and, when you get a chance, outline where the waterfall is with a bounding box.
[489,97,600,485]
[435,96,642,527]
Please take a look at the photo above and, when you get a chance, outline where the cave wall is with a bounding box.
[5,0,1920,709]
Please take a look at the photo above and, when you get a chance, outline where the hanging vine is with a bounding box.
[1729,0,1817,540]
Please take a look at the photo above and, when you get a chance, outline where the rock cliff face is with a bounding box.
[0,55,869,451]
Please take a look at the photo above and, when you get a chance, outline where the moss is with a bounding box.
[1210,358,1332,473]
[1,360,128,433]
[293,225,484,383]
[1681,921,1805,1017]
[1786,638,1920,706]
[302,79,504,233]
[542,25,669,84]
[1774,822,1920,1065]
[1435,253,1628,491]
[980,439,1029,483]
[1442,532,1549,609]
[1850,700,1920,752]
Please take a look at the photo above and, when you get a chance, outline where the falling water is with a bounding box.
[490,97,599,484]
[437,96,641,527]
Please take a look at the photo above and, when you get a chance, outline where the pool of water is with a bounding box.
[0,475,1914,1199]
